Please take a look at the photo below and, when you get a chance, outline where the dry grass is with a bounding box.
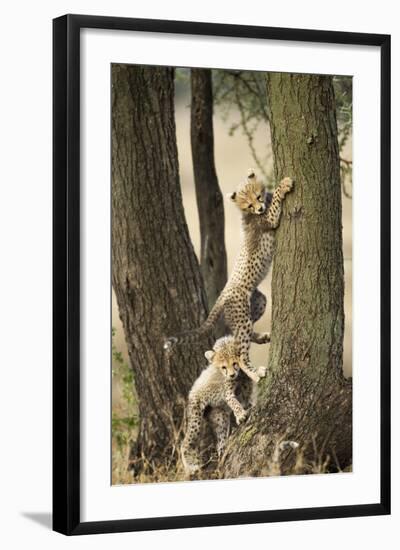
[112,424,352,486]
[112,438,133,485]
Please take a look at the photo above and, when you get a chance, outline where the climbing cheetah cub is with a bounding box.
[181,335,263,476]
[166,170,294,383]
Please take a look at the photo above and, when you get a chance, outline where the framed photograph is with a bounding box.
[53,14,390,535]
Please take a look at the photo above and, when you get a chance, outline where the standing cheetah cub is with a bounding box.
[165,170,294,383]
[181,336,263,476]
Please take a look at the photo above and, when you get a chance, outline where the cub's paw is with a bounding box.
[258,332,271,344]
[279,176,295,196]
[235,409,248,425]
[256,365,267,379]
[246,370,261,383]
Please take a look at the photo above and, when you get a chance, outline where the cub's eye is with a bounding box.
[221,366,227,371]
[247,204,253,209]
[257,195,262,201]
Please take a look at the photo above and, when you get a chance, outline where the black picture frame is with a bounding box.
[53,14,391,536]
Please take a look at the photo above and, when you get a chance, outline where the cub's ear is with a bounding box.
[226,191,237,202]
[247,168,256,180]
[204,350,215,362]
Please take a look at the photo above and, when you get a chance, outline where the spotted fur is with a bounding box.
[165,170,294,383]
[181,336,262,476]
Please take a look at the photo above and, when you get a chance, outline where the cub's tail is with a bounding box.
[163,295,225,351]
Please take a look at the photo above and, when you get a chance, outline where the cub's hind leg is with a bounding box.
[250,288,266,322]
[181,399,204,476]
[237,322,267,381]
[251,332,270,344]
[207,407,231,458]
[225,295,266,383]
[250,289,270,344]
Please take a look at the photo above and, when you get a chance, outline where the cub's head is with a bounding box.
[227,169,267,215]
[204,336,241,380]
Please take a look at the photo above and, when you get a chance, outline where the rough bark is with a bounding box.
[111,64,210,476]
[222,74,352,478]
[191,69,227,310]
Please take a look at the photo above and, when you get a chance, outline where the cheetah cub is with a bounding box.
[166,170,294,383]
[181,335,263,476]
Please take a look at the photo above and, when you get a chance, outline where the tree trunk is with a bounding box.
[222,74,352,478]
[191,69,227,310]
[111,64,209,476]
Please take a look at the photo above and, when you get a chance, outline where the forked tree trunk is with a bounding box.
[191,69,227,310]
[111,64,209,476]
[222,74,352,478]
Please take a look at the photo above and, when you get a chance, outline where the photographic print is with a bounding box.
[111,65,353,485]
[53,15,390,534]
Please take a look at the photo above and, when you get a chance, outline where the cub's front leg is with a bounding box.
[265,176,294,229]
[224,383,248,425]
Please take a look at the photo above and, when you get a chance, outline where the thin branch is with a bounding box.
[234,81,270,181]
